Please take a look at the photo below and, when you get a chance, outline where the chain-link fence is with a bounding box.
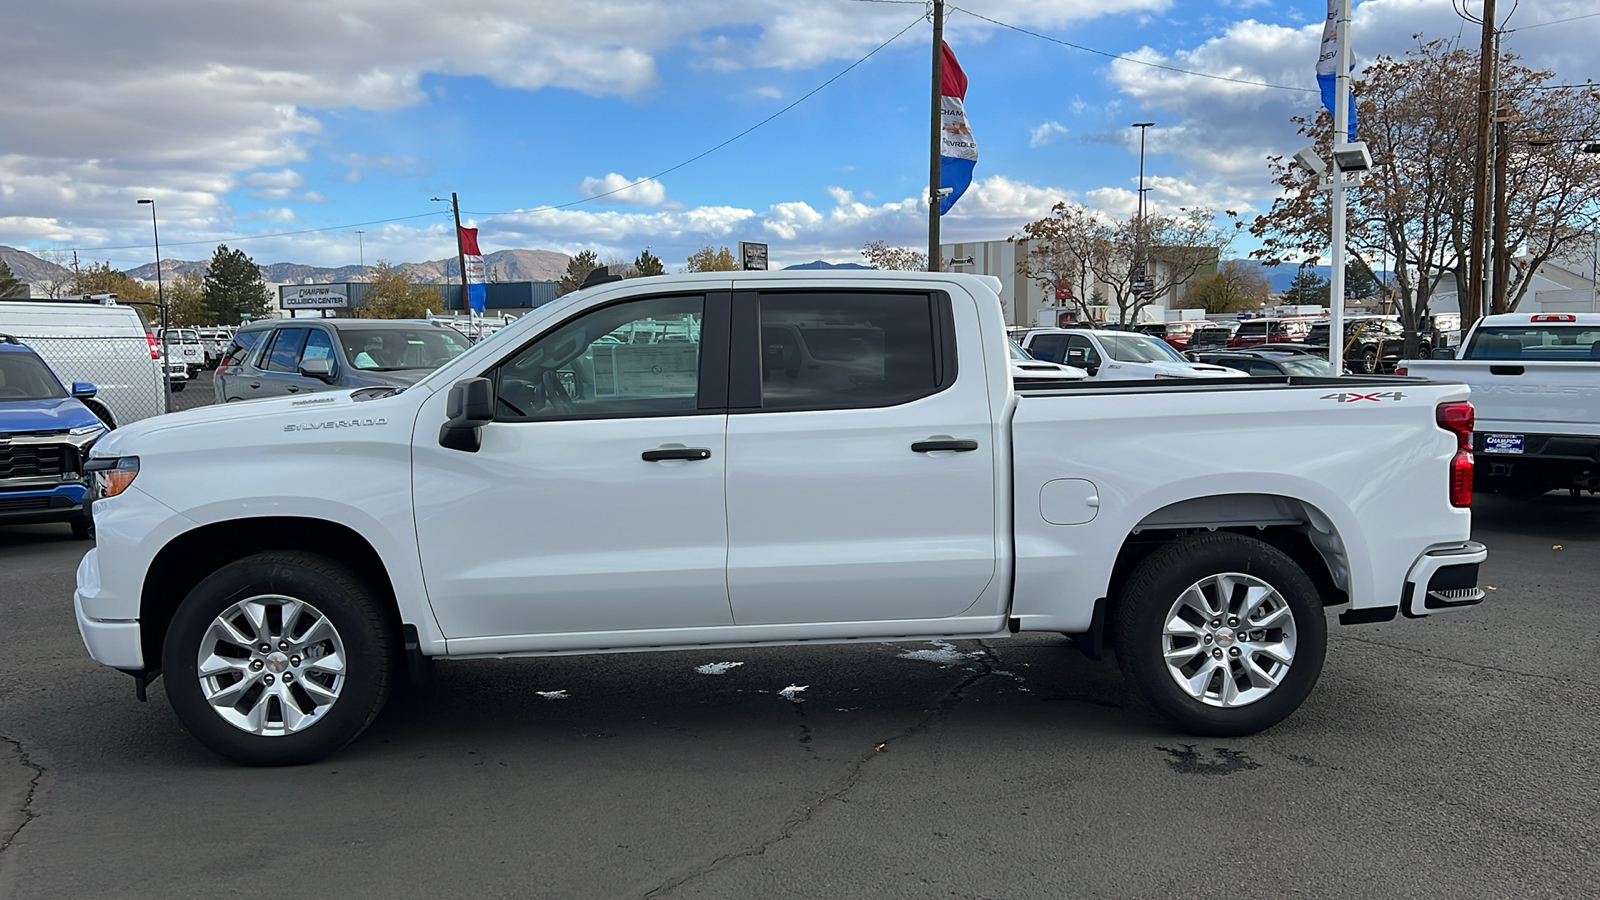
[8,334,169,426]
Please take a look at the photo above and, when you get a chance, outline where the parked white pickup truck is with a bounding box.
[1021,327,1247,381]
[74,271,1486,765]
[1400,311,1600,497]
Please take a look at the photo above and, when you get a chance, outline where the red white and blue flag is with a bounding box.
[938,41,977,216]
[459,226,486,314]
[1316,0,1357,142]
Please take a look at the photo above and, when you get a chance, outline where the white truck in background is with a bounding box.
[74,271,1486,765]
[1400,312,1600,497]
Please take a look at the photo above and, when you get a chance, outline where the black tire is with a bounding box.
[171,381,186,392]
[1113,532,1327,737]
[162,551,393,766]
[1359,347,1378,374]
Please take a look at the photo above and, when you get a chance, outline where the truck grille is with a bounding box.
[0,444,70,479]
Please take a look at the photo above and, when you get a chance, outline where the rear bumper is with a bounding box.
[1340,541,1488,624]
[75,549,144,669]
[1475,432,1600,490]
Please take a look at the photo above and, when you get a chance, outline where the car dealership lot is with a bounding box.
[2,494,1597,899]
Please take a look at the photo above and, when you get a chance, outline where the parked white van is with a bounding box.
[0,300,166,425]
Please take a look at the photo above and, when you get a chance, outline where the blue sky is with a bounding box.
[2,0,1597,274]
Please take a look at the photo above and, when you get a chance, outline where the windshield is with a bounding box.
[1008,338,1033,361]
[1236,321,1272,336]
[0,351,67,401]
[1465,325,1600,361]
[1277,356,1335,376]
[341,327,472,371]
[1097,333,1186,363]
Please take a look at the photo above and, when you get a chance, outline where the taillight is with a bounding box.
[1394,366,1408,376]
[1531,314,1575,322]
[1436,401,1474,507]
[146,333,159,360]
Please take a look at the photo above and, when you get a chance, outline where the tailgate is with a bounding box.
[1409,361,1600,435]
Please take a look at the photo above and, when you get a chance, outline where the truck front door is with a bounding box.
[722,287,997,625]
[412,292,735,640]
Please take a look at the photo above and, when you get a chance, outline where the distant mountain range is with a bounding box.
[0,244,571,287]
[1258,262,1393,293]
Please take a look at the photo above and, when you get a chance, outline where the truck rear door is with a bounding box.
[721,286,997,625]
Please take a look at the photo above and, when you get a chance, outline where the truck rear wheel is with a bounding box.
[1113,532,1326,736]
[162,552,393,766]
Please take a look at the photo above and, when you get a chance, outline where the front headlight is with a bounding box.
[86,456,140,500]
[69,423,107,438]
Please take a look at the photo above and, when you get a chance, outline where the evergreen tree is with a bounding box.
[1344,262,1380,300]
[0,260,26,298]
[633,249,665,277]
[202,245,271,324]
[1281,266,1330,306]
[557,250,601,295]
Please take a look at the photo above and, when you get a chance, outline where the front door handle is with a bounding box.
[642,448,712,462]
[249,382,261,389]
[912,439,979,453]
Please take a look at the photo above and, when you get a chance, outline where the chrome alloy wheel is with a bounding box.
[196,595,347,736]
[1161,573,1298,708]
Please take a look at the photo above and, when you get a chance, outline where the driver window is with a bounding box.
[493,295,704,420]
[1065,335,1100,367]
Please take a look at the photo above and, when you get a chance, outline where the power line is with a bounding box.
[948,5,1317,94]
[1508,10,1600,31]
[468,13,926,218]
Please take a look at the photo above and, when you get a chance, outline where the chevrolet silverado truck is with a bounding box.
[74,271,1487,765]
[1399,311,1600,497]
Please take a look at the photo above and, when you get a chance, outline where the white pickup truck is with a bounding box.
[74,271,1487,765]
[1400,311,1600,498]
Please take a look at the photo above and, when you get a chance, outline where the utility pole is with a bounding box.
[434,194,471,315]
[1491,107,1511,315]
[926,0,944,272]
[356,230,365,270]
[1327,0,1353,376]
[1467,0,1498,329]
[1132,121,1155,320]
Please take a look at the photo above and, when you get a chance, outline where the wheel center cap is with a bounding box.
[1216,631,1235,645]
[264,652,291,674]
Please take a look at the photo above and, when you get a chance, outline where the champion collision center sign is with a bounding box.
[280,285,350,309]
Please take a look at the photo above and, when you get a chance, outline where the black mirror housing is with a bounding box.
[1431,347,1457,360]
[440,377,495,452]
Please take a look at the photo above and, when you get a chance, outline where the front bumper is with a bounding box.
[0,481,88,526]
[74,548,144,669]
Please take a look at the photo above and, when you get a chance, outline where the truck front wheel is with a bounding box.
[1113,532,1326,736]
[162,552,393,766]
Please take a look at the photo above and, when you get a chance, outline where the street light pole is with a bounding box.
[1132,122,1154,222]
[1327,0,1353,376]
[1131,122,1155,321]
[927,0,945,273]
[136,198,171,413]
[356,230,365,270]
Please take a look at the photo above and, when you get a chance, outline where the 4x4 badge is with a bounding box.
[1321,391,1405,403]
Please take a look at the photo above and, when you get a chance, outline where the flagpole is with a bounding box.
[450,192,469,317]
[1328,0,1352,376]
[927,0,943,273]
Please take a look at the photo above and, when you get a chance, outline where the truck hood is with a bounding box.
[1144,360,1249,378]
[89,386,423,458]
[0,397,103,434]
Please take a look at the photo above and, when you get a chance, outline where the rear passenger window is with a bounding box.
[1029,334,1068,364]
[264,328,309,373]
[756,292,950,411]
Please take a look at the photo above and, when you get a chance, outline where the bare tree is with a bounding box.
[860,240,928,271]
[1010,235,1094,323]
[1016,202,1239,325]
[1253,39,1600,352]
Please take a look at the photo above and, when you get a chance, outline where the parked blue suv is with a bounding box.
[0,335,109,538]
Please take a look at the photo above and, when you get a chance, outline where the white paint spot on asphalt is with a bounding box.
[695,662,745,675]
[898,640,982,665]
[536,690,569,700]
[778,684,809,702]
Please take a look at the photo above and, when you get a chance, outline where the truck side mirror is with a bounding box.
[439,377,495,452]
[1431,347,1457,360]
[71,382,98,399]
[298,357,336,382]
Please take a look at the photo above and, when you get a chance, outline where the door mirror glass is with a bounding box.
[440,377,496,452]
[70,381,98,399]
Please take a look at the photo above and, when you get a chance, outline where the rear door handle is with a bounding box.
[642,448,712,461]
[912,439,979,453]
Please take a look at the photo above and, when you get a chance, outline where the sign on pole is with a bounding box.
[279,285,350,310]
[739,242,769,271]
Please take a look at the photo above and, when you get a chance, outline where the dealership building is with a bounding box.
[278,281,560,317]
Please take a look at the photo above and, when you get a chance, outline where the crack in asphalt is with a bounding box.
[0,733,43,859]
[1340,634,1597,688]
[639,642,996,899]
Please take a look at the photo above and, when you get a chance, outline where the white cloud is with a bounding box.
[577,173,670,207]
[1029,121,1071,148]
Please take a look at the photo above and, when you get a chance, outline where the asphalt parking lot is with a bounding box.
[2,492,1597,899]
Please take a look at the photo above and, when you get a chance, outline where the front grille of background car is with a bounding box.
[0,444,70,480]
[0,496,52,511]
